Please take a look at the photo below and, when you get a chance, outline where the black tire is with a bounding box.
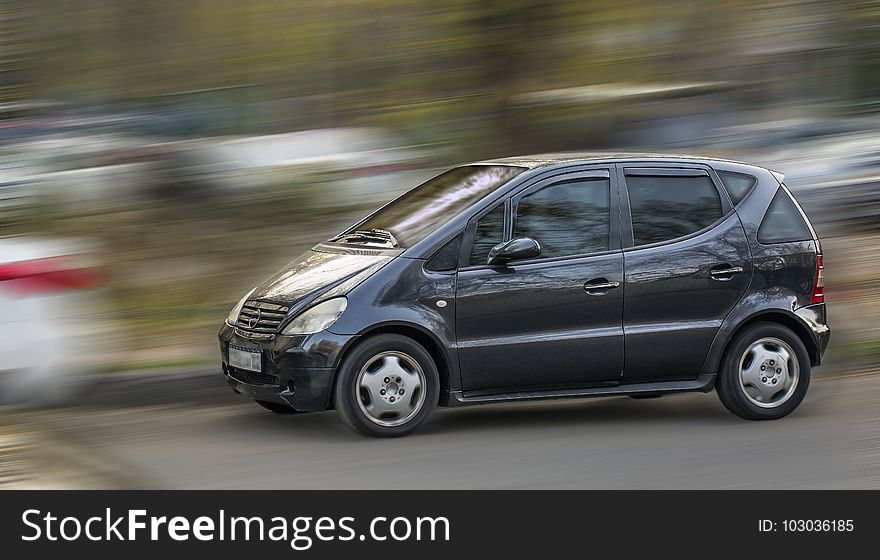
[334,334,439,437]
[716,322,811,420]
[255,400,302,414]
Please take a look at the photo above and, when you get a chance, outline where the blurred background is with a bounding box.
[0,0,879,489]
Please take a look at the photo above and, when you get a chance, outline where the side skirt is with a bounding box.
[446,373,716,407]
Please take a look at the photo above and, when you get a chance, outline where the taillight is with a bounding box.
[0,256,101,296]
[811,254,825,304]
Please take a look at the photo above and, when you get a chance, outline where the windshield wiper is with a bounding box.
[332,228,399,248]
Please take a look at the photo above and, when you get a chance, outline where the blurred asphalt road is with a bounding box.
[7,367,879,489]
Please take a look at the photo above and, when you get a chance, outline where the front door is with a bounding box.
[455,169,625,394]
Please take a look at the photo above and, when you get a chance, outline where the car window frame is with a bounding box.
[458,167,621,270]
[618,163,734,252]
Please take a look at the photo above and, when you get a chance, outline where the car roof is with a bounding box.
[475,152,783,180]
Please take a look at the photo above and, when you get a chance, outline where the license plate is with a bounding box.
[228,346,261,372]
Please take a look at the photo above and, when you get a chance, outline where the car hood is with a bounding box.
[250,247,395,307]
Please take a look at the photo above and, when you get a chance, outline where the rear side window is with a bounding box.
[717,171,757,205]
[469,203,505,266]
[626,174,723,246]
[758,188,813,244]
[514,177,610,259]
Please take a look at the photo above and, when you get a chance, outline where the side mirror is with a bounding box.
[487,237,541,266]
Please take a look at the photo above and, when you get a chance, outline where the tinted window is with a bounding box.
[717,171,757,205]
[758,188,812,244]
[426,233,463,272]
[338,165,524,248]
[469,203,505,266]
[514,177,610,259]
[626,174,723,246]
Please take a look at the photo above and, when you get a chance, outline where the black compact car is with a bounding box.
[219,154,829,437]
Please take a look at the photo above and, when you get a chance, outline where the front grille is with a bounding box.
[234,300,290,335]
[227,366,279,387]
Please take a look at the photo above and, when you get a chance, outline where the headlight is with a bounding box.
[226,287,256,325]
[281,297,347,335]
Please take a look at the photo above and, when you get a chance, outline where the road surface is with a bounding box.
[7,368,879,489]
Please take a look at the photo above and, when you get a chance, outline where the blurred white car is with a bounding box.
[0,235,101,404]
[167,127,439,205]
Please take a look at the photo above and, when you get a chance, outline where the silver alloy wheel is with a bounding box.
[738,336,800,408]
[356,350,426,427]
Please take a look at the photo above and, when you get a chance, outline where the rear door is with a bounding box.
[455,168,625,394]
[619,164,751,381]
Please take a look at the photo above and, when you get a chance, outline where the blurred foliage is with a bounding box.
[4,0,875,155]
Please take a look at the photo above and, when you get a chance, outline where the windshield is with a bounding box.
[333,165,525,248]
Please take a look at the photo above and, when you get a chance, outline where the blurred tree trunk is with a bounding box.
[474,0,559,156]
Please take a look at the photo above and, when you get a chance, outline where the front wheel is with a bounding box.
[334,334,439,437]
[716,322,811,420]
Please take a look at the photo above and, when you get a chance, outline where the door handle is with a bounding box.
[584,279,620,294]
[709,266,744,280]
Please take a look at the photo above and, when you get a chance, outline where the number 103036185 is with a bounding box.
[759,519,854,532]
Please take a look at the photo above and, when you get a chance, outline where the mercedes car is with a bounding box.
[219,154,829,437]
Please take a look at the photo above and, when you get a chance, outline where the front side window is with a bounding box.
[513,177,610,259]
[626,174,723,246]
[469,203,505,266]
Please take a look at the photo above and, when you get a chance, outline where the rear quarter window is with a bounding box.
[717,171,757,205]
[757,188,813,244]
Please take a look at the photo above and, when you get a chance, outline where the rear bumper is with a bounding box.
[795,303,830,366]
[218,323,357,411]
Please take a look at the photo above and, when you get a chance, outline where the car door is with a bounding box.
[619,164,752,382]
[455,168,624,394]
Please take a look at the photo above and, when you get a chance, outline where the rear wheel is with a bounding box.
[716,322,810,420]
[334,334,439,437]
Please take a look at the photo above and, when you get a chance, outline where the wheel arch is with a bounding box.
[705,309,820,374]
[340,322,453,406]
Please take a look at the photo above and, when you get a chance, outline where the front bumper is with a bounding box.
[218,323,357,411]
